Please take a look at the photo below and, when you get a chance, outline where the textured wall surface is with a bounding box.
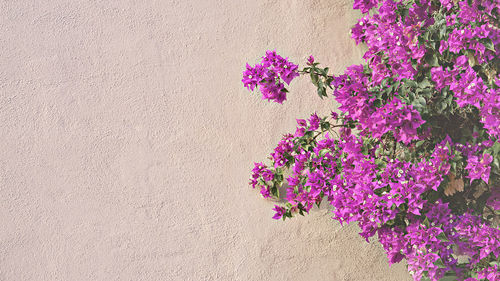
[0,0,412,280]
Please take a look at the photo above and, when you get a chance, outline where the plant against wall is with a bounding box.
[242,0,499,280]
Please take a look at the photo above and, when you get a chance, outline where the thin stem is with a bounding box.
[392,138,398,158]
[299,69,334,79]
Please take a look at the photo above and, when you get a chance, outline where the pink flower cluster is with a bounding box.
[242,50,299,104]
[332,66,426,145]
[250,113,499,280]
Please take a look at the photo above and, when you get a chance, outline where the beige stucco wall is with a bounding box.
[0,0,412,280]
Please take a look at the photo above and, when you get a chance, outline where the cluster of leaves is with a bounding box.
[302,56,335,99]
[243,0,500,280]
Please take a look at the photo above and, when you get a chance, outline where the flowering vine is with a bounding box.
[242,0,499,280]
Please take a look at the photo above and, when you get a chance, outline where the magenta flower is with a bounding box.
[465,153,493,184]
[353,0,379,14]
[477,264,499,280]
[242,50,299,103]
[307,55,315,65]
[272,205,286,220]
[480,88,500,139]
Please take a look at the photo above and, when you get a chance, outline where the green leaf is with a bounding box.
[424,52,438,66]
[422,217,430,228]
[492,142,500,155]
[318,149,329,158]
[416,140,425,148]
[419,79,432,88]
[413,96,426,109]
[406,80,418,88]
[436,232,449,242]
[434,258,446,268]
[442,88,448,98]
[439,25,447,39]
[317,87,326,99]
[422,31,429,41]
[482,38,495,52]
[439,101,447,113]
[311,72,319,86]
[438,275,457,281]
[401,8,409,21]
[408,91,416,102]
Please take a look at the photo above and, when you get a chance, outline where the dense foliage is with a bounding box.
[242,0,500,280]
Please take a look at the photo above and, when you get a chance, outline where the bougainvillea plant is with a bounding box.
[242,0,500,280]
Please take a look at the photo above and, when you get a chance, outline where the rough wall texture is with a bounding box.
[0,0,412,280]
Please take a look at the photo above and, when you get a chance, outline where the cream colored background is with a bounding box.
[0,0,412,280]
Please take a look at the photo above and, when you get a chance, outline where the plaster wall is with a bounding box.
[0,0,412,280]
